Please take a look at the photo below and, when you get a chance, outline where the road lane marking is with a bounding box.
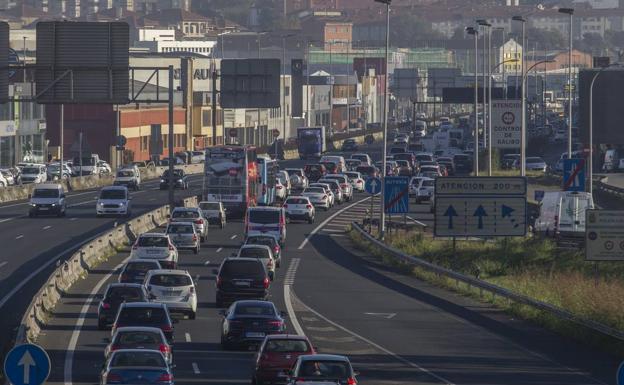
[185,333,191,342]
[192,362,200,375]
[364,312,397,319]
[291,289,455,385]
[43,225,51,230]
[406,215,428,227]
[15,235,23,239]
[69,217,78,221]
[194,275,200,283]
[230,235,237,240]
[283,258,304,336]
[204,260,210,265]
[297,197,371,250]
[0,261,7,268]
[216,247,223,253]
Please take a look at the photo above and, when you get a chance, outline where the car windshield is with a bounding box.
[423,180,435,187]
[137,237,169,248]
[298,360,350,379]
[286,198,309,205]
[248,210,280,224]
[118,307,167,323]
[220,260,263,278]
[149,274,192,287]
[32,189,59,198]
[125,261,160,272]
[239,247,270,259]
[356,166,375,174]
[172,210,199,219]
[199,202,220,210]
[100,190,126,200]
[304,188,324,194]
[110,351,166,368]
[106,287,143,301]
[117,170,134,177]
[234,303,275,316]
[117,331,161,345]
[167,224,194,234]
[22,167,41,174]
[265,339,310,353]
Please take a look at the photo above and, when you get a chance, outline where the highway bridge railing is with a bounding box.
[595,176,624,197]
[351,222,624,342]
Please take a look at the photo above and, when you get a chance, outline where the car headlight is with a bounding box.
[30,203,36,207]
[51,203,56,207]
[160,179,165,183]
[98,202,104,206]
[119,202,126,206]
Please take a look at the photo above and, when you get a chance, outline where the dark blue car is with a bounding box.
[220,300,286,350]
[100,349,173,385]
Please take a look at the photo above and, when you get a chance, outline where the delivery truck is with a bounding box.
[297,126,326,159]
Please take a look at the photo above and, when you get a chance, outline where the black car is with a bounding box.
[220,300,286,349]
[118,259,162,284]
[112,302,175,342]
[98,284,148,329]
[341,139,358,152]
[214,258,270,308]
[160,169,189,190]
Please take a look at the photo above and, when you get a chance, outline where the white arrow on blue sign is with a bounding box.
[365,177,382,195]
[4,344,50,385]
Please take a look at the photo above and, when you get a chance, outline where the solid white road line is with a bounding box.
[284,286,305,336]
[294,290,455,385]
[65,257,130,385]
[230,235,237,240]
[406,215,429,227]
[297,197,371,250]
[0,261,7,268]
[69,217,78,221]
[185,332,192,342]
[216,247,223,253]
[192,362,200,375]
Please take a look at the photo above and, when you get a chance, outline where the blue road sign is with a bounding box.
[563,158,585,192]
[618,361,624,385]
[365,177,382,195]
[4,344,50,385]
[384,176,409,214]
[8,48,19,78]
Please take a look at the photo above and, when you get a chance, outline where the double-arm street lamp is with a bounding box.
[477,20,492,171]
[558,7,574,159]
[466,26,480,175]
[512,15,527,175]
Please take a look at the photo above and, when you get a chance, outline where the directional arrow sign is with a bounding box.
[365,177,382,195]
[4,344,50,385]
[473,205,488,229]
[444,205,458,229]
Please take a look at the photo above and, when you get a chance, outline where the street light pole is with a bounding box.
[559,7,574,159]
[478,20,492,175]
[375,0,391,240]
[512,16,526,176]
[467,27,479,176]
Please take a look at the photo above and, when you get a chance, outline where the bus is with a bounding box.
[256,155,278,206]
[203,145,258,217]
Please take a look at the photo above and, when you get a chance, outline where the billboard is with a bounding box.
[392,68,421,99]
[220,59,281,109]
[35,21,129,104]
[579,69,624,144]
[442,87,505,103]
[491,100,521,148]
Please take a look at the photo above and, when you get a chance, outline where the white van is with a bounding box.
[114,166,141,190]
[602,149,619,173]
[534,191,594,239]
[319,155,346,173]
[245,206,287,246]
[21,164,48,184]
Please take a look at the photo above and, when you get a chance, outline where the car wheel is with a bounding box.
[276,259,281,268]
[194,246,199,255]
[189,311,196,320]
[201,235,206,243]
[308,216,314,224]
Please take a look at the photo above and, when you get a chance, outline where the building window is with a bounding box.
[141,136,148,151]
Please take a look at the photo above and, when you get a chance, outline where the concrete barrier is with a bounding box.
[14,204,170,345]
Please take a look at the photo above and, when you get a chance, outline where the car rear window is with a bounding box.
[110,351,166,367]
[265,339,310,353]
[234,303,275,316]
[304,187,324,194]
[356,166,375,174]
[149,274,192,287]
[239,247,270,259]
[118,307,167,323]
[220,260,264,278]
[199,202,220,210]
[248,210,280,224]
[116,331,162,345]
[167,224,194,233]
[117,170,134,177]
[286,198,309,205]
[125,261,160,272]
[298,361,350,378]
[106,287,144,301]
[423,180,434,187]
[137,237,168,247]
[172,210,199,219]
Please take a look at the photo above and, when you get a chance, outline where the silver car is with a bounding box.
[165,222,200,254]
[169,207,208,242]
[302,187,330,211]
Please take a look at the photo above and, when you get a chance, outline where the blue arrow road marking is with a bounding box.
[473,205,488,229]
[444,205,458,229]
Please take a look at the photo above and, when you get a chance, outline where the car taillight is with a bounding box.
[279,215,285,226]
[101,302,111,309]
[347,377,357,385]
[267,320,283,329]
[276,185,283,190]
[192,234,197,241]
[157,373,173,382]
[216,276,223,288]
[159,343,170,353]
[106,373,122,383]
[273,245,280,254]
[194,219,203,225]
[161,324,173,333]
[306,204,312,209]
[263,277,270,289]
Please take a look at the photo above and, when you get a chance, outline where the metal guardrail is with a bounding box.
[351,222,624,342]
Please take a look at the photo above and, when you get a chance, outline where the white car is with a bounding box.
[277,170,292,196]
[0,170,9,187]
[344,171,365,192]
[415,177,435,203]
[105,327,172,365]
[144,269,197,319]
[20,164,48,184]
[234,244,276,280]
[526,157,547,172]
[394,134,409,144]
[275,178,287,200]
[96,186,132,217]
[350,153,372,166]
[318,179,344,204]
[302,186,330,211]
[409,177,424,197]
[130,233,179,269]
[310,182,335,206]
[283,196,315,223]
[324,174,353,201]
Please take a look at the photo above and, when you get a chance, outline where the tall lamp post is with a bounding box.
[281,33,296,158]
[512,15,527,175]
[589,63,620,193]
[477,20,492,174]
[375,0,391,240]
[467,27,479,176]
[559,7,574,159]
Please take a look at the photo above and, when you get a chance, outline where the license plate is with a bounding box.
[234,281,251,287]
[147,250,161,254]
[245,332,265,338]
[296,210,305,214]
[39,207,49,210]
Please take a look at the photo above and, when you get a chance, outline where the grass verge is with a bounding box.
[348,228,624,357]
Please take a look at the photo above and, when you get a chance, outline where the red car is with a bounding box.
[252,334,316,384]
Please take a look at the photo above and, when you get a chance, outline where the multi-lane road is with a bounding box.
[0,145,620,384]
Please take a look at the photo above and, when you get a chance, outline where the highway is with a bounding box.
[0,173,205,358]
[15,146,618,385]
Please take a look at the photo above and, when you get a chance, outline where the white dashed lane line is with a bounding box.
[0,262,7,268]
[230,235,237,240]
[204,260,210,265]
[15,235,23,239]
[43,225,52,230]
[216,247,223,253]
[185,333,191,342]
[192,362,200,375]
